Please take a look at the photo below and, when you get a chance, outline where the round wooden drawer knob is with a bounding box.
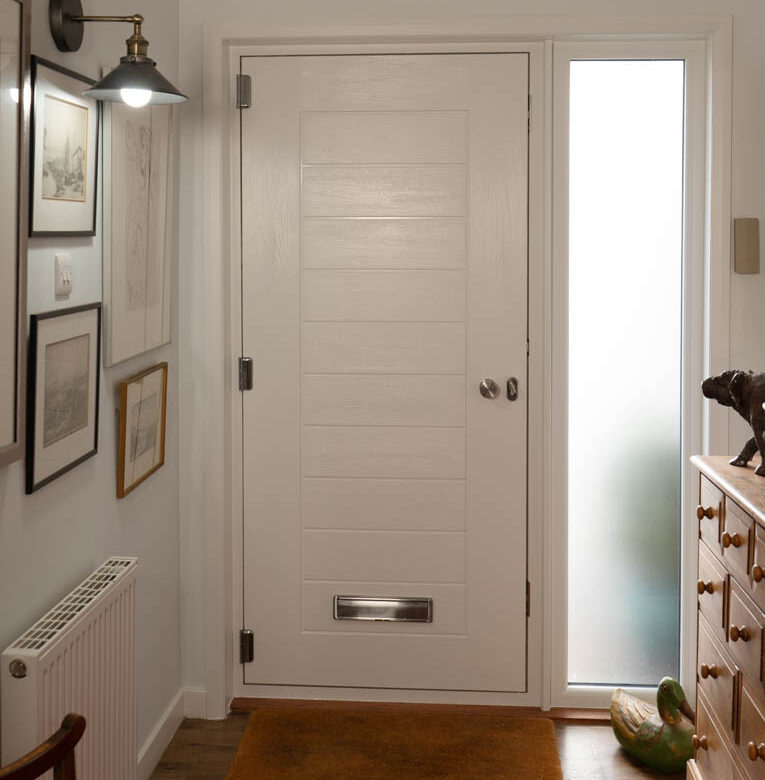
[753,565,764,583]
[722,531,743,548]
[730,625,751,642]
[747,742,765,761]
[697,580,714,595]
[700,663,719,679]
[697,505,715,520]
[692,735,709,751]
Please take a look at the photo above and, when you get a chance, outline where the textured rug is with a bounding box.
[226,707,563,779]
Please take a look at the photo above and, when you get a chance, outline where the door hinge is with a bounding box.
[238,357,254,391]
[236,74,252,109]
[526,581,530,617]
[240,629,254,664]
[527,94,531,133]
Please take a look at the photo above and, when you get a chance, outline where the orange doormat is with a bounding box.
[226,708,563,779]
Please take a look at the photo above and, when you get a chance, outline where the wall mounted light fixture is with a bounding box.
[49,0,188,106]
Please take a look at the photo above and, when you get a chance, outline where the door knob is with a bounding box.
[479,379,500,399]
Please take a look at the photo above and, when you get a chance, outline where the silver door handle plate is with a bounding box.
[479,378,500,399]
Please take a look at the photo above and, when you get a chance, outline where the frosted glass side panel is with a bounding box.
[567,61,684,686]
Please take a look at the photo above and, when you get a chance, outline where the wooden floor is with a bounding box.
[149,712,685,780]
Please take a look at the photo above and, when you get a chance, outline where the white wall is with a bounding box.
[176,0,765,701]
[0,0,182,756]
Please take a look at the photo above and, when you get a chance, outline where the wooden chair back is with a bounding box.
[0,714,86,780]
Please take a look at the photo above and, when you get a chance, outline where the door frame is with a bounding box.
[192,15,732,718]
[229,41,546,706]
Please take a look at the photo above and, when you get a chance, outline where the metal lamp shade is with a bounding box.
[83,58,187,104]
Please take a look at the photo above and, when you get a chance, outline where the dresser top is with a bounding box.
[692,455,765,526]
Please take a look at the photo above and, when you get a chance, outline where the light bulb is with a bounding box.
[120,88,152,108]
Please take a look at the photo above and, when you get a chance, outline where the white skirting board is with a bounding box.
[137,689,184,780]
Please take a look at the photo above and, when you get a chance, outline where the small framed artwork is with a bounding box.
[103,103,173,365]
[30,56,99,236]
[26,303,101,493]
[117,362,167,498]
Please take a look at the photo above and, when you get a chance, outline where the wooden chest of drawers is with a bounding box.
[690,456,765,780]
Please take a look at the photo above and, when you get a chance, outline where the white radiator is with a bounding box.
[1,557,137,780]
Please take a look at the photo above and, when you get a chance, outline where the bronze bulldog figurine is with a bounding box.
[702,370,765,476]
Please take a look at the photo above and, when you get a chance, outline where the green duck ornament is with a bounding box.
[611,677,696,774]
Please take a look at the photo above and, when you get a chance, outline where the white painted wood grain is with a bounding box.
[303,426,466,479]
[302,165,466,217]
[301,111,466,164]
[302,530,466,582]
[299,55,471,111]
[302,477,466,530]
[302,323,466,374]
[302,218,466,270]
[302,374,465,427]
[302,270,465,322]
[302,582,466,634]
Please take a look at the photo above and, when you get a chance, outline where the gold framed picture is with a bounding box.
[117,362,167,498]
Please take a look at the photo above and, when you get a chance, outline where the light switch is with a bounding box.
[734,218,760,274]
[55,253,72,296]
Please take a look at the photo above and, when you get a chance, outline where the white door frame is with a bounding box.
[193,14,731,718]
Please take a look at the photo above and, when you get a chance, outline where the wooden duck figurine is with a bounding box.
[611,677,696,774]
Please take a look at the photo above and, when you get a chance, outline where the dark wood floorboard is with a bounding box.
[148,714,686,779]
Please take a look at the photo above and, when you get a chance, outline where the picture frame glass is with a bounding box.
[30,57,98,236]
[27,304,100,492]
[104,103,173,366]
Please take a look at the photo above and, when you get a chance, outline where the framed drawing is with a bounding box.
[29,57,98,236]
[0,0,30,467]
[117,362,167,498]
[103,103,173,366]
[26,303,100,493]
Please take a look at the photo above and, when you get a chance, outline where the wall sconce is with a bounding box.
[49,0,188,106]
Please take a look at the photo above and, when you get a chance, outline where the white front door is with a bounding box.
[240,53,529,692]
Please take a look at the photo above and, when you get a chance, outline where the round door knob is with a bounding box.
[753,564,763,583]
[747,742,765,761]
[697,580,714,595]
[700,663,719,679]
[479,379,500,399]
[722,531,743,548]
[692,735,708,751]
[730,624,751,642]
[697,505,715,520]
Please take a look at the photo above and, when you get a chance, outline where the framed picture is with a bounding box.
[117,361,167,498]
[0,0,30,467]
[103,103,173,366]
[26,303,101,493]
[30,56,98,236]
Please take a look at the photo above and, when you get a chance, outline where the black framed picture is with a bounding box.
[29,57,99,236]
[26,303,101,493]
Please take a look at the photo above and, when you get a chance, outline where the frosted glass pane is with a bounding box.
[567,61,684,686]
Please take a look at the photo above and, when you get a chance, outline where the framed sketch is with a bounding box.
[30,57,98,236]
[117,362,167,498]
[0,0,30,467]
[103,103,173,366]
[26,303,101,493]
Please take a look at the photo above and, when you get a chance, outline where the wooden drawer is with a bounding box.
[750,527,765,613]
[699,612,739,738]
[699,475,724,550]
[728,580,765,685]
[724,500,755,583]
[736,679,765,779]
[700,541,729,645]
[696,689,748,780]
